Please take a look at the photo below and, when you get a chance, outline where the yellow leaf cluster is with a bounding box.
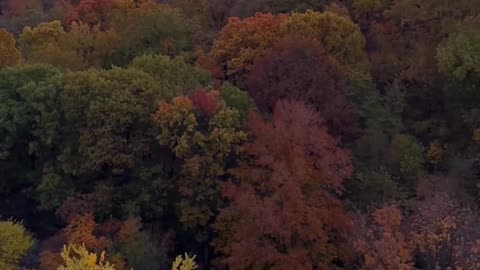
[0,29,22,69]
[426,141,443,165]
[0,220,34,270]
[473,128,480,144]
[171,253,198,270]
[57,244,116,270]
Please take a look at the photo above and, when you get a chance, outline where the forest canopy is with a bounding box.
[0,0,480,269]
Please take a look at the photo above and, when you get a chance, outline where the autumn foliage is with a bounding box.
[0,29,21,69]
[65,0,115,29]
[214,101,353,269]
[154,91,247,237]
[354,205,414,270]
[2,1,480,270]
[247,37,360,139]
[210,12,288,78]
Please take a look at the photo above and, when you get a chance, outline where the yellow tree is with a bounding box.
[19,20,84,70]
[0,29,21,69]
[0,220,35,270]
[57,244,116,270]
[210,13,288,79]
[171,253,198,270]
[19,20,118,70]
[280,10,369,73]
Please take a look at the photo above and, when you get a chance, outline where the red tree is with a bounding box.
[191,88,220,118]
[354,205,414,270]
[246,37,360,140]
[214,100,354,270]
[65,0,114,29]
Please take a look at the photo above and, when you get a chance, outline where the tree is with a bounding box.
[436,27,480,107]
[129,54,211,100]
[65,0,115,30]
[63,21,119,69]
[117,218,169,270]
[354,205,414,270]
[171,0,326,34]
[0,65,63,219]
[64,213,111,253]
[409,177,480,269]
[0,220,35,270]
[108,5,195,66]
[385,0,478,43]
[279,10,369,73]
[348,170,397,209]
[57,244,116,270]
[18,20,84,70]
[19,20,119,70]
[366,20,408,86]
[352,0,382,19]
[154,91,247,239]
[210,10,370,81]
[219,82,255,121]
[59,67,162,176]
[214,100,354,269]
[383,0,479,87]
[389,134,424,179]
[0,0,48,34]
[3,0,43,17]
[0,29,21,69]
[210,10,389,132]
[210,12,288,80]
[170,0,266,31]
[171,253,198,270]
[246,37,359,140]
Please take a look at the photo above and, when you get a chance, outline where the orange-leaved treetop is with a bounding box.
[214,100,354,270]
[0,29,21,69]
[210,12,288,80]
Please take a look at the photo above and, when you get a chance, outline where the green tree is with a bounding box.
[59,67,163,177]
[154,91,247,240]
[437,27,480,106]
[348,171,397,209]
[129,54,211,100]
[219,82,255,121]
[0,220,35,270]
[117,218,168,270]
[109,5,195,66]
[0,65,64,213]
[390,134,424,180]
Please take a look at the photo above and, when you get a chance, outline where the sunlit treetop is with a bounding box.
[210,12,288,78]
[0,29,22,69]
[280,10,369,73]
